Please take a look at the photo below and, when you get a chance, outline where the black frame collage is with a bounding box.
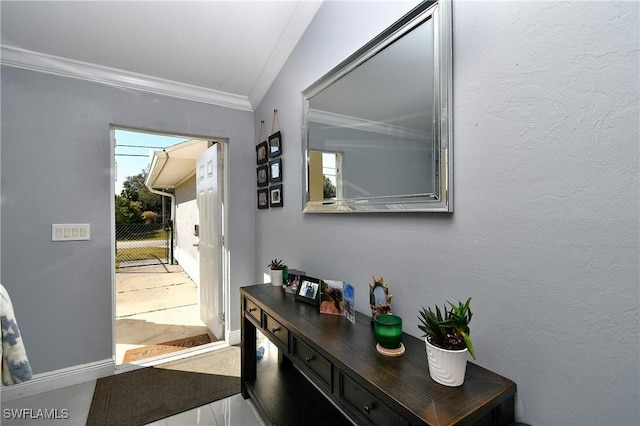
[257,131,282,209]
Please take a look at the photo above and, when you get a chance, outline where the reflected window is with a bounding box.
[309,150,343,202]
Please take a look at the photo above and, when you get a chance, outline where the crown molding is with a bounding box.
[1,45,253,111]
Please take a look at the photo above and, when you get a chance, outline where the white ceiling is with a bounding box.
[0,1,323,110]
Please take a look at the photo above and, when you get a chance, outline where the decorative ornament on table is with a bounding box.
[369,275,392,323]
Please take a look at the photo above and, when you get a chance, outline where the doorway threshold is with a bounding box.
[115,340,229,373]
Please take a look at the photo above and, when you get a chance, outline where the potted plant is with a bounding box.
[267,259,287,287]
[417,297,476,387]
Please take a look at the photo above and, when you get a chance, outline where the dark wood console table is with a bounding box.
[241,284,516,425]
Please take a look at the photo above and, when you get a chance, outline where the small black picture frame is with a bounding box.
[257,188,269,209]
[269,184,283,207]
[257,165,268,187]
[256,141,268,165]
[296,276,320,305]
[268,131,282,158]
[269,158,282,183]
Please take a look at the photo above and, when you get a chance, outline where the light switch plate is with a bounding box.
[52,224,90,241]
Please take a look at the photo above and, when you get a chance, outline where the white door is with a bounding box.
[196,144,224,340]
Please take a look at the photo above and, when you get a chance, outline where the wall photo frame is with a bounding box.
[269,158,282,183]
[296,276,320,305]
[256,141,268,165]
[268,131,282,158]
[257,165,268,187]
[269,184,283,208]
[257,188,269,209]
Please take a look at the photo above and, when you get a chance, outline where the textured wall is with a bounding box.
[254,1,639,424]
[1,67,256,373]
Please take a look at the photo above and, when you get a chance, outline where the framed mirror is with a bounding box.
[302,0,452,213]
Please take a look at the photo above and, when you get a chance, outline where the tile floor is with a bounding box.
[2,265,264,425]
[1,379,264,425]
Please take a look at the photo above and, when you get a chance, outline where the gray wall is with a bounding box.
[1,67,256,373]
[254,1,639,425]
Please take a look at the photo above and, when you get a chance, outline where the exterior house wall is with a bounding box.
[253,1,639,425]
[174,175,199,285]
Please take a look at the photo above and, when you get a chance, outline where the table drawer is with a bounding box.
[244,297,261,324]
[339,372,408,426]
[292,336,332,391]
[265,314,288,349]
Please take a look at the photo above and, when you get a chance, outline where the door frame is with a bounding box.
[109,125,230,370]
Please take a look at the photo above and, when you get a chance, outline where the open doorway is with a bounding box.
[111,127,228,367]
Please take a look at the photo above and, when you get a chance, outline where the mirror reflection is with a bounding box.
[302,0,452,213]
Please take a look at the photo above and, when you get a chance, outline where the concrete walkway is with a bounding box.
[115,264,211,365]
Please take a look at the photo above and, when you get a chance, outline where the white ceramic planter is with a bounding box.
[269,269,283,287]
[425,337,468,387]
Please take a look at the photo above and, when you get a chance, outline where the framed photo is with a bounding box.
[256,141,268,165]
[296,276,320,305]
[284,269,306,294]
[344,283,355,324]
[320,280,345,316]
[257,188,269,209]
[268,131,282,158]
[269,184,283,208]
[269,158,282,183]
[257,165,268,187]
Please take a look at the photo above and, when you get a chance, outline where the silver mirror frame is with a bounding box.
[301,0,452,213]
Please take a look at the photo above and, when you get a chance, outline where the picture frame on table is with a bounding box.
[268,131,282,157]
[320,280,345,316]
[295,276,320,305]
[284,269,306,294]
[256,141,268,165]
[257,165,268,187]
[257,188,269,209]
[269,184,283,208]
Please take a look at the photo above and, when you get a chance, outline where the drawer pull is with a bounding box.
[363,403,375,414]
[305,356,314,363]
[271,327,281,333]
[248,308,257,312]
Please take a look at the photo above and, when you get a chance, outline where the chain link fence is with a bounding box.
[115,222,173,268]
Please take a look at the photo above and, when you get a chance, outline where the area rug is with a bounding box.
[87,346,240,426]
[122,333,212,363]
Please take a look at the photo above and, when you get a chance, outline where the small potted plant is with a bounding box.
[417,297,476,387]
[267,259,287,287]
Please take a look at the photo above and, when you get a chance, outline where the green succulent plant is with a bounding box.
[268,259,286,270]
[417,297,476,359]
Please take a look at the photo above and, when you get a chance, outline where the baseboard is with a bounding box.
[0,358,114,402]
[0,330,242,401]
[228,328,241,346]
